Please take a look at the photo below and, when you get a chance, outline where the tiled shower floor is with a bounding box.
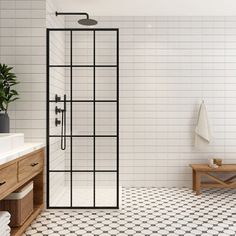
[23,187,236,236]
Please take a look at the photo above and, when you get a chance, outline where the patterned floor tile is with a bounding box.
[23,187,236,236]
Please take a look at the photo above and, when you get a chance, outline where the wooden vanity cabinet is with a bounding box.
[0,148,45,236]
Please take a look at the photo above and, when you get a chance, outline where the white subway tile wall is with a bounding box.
[46,0,67,205]
[0,0,46,141]
[66,16,236,187]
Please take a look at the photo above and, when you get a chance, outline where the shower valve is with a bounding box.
[55,118,61,126]
[55,106,62,115]
[55,94,61,103]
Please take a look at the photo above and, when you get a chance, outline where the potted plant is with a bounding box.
[0,64,19,133]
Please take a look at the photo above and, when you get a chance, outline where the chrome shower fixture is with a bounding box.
[55,11,98,26]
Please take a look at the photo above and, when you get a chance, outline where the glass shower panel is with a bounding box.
[64,68,71,101]
[72,102,93,135]
[95,31,117,65]
[64,67,93,101]
[47,29,119,208]
[49,172,70,207]
[49,137,70,171]
[96,137,117,171]
[65,31,71,65]
[96,102,117,135]
[49,31,69,66]
[72,138,93,171]
[72,173,93,207]
[49,67,66,101]
[72,31,93,65]
[95,173,117,207]
[96,68,117,100]
[72,68,93,100]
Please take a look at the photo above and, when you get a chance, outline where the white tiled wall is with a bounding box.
[47,0,65,168]
[0,0,46,142]
[66,16,236,187]
[46,0,67,205]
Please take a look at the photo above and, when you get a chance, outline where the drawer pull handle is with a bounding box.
[0,181,6,186]
[31,162,39,167]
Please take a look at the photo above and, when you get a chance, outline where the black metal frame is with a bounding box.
[46,28,119,209]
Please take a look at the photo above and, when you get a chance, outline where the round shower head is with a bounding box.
[78,18,98,26]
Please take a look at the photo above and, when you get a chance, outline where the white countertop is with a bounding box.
[0,143,45,166]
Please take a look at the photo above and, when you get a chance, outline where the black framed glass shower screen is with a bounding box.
[46,28,119,209]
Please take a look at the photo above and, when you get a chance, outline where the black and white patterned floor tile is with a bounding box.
[23,187,236,236]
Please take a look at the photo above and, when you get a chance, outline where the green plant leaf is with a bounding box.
[0,63,19,113]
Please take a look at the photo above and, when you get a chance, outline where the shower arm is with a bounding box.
[55,11,89,19]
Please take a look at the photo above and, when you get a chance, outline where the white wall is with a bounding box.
[46,0,68,206]
[55,0,236,16]
[66,16,236,187]
[0,0,46,142]
[47,0,65,172]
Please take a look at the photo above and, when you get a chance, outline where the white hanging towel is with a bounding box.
[195,101,212,149]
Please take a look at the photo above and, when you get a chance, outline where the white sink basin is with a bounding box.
[0,133,24,155]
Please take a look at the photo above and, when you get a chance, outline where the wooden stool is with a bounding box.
[190,164,236,195]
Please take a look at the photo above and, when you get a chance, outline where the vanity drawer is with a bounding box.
[0,163,17,194]
[18,150,44,182]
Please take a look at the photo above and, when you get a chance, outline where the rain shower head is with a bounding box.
[55,11,98,26]
[78,18,97,26]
